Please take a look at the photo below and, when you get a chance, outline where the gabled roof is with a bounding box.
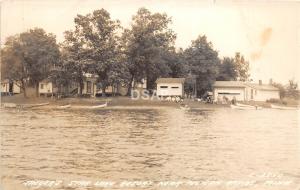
[213,81,246,88]
[156,78,185,84]
[213,81,279,91]
[245,83,279,91]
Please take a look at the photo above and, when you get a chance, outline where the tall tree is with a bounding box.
[63,9,122,96]
[184,35,220,96]
[163,48,187,78]
[272,82,286,99]
[234,52,250,81]
[1,28,60,97]
[217,57,237,81]
[61,30,89,95]
[122,8,176,94]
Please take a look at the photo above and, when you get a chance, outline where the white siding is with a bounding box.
[157,83,184,97]
[1,82,9,93]
[13,82,21,93]
[39,82,53,94]
[1,81,21,94]
[213,87,246,101]
[254,90,280,101]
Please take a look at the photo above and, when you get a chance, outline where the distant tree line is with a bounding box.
[272,79,299,100]
[1,8,252,97]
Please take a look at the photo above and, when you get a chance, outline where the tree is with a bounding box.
[286,79,299,99]
[1,28,60,97]
[63,9,122,96]
[272,82,286,99]
[184,35,220,96]
[217,57,237,81]
[163,48,187,78]
[234,52,250,81]
[61,30,89,95]
[122,8,176,94]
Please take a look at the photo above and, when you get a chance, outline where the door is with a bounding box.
[87,81,92,94]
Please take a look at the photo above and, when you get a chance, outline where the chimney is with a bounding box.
[259,80,262,85]
[269,78,273,85]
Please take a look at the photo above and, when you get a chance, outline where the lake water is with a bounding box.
[0,107,299,190]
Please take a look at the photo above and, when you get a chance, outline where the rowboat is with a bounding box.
[90,102,108,109]
[3,103,17,108]
[270,104,298,110]
[231,104,262,110]
[58,104,71,109]
[236,103,262,110]
[3,102,49,109]
[236,103,254,107]
[24,102,50,108]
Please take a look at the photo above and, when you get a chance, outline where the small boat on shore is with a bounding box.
[24,102,50,108]
[236,103,254,108]
[2,102,49,109]
[271,104,298,110]
[3,103,17,108]
[58,104,71,109]
[231,104,262,110]
[89,102,108,109]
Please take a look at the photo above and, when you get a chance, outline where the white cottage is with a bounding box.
[213,80,280,102]
[156,78,185,97]
[1,79,21,95]
[245,81,280,101]
[39,79,56,96]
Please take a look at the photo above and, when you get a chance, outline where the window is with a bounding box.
[171,86,179,89]
[218,92,240,95]
[40,84,44,89]
[160,86,168,88]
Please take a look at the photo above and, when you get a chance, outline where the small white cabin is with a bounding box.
[1,79,21,95]
[156,78,185,97]
[39,79,57,96]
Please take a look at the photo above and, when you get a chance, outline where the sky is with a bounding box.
[1,0,300,84]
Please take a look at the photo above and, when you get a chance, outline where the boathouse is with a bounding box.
[213,81,246,102]
[156,78,185,97]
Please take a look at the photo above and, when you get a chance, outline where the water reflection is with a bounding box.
[0,108,299,189]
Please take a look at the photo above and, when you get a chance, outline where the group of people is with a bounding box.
[216,95,237,105]
[163,96,184,103]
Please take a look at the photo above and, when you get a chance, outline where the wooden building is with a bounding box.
[156,78,185,97]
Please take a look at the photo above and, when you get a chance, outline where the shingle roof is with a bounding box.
[245,83,279,91]
[213,81,246,88]
[213,81,279,91]
[156,78,185,83]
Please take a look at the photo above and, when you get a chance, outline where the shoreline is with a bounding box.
[0,95,228,110]
[1,95,298,110]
